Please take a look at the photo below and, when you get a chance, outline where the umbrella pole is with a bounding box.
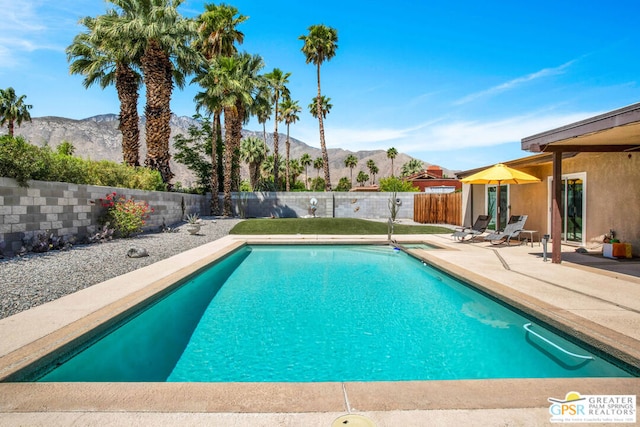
[496,181,501,230]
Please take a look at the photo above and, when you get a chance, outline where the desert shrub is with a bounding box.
[290,180,307,191]
[86,160,133,187]
[99,192,154,237]
[124,167,166,191]
[47,150,90,184]
[379,176,419,192]
[86,160,165,191]
[0,135,48,185]
[0,136,165,190]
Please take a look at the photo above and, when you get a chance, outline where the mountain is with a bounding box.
[6,114,449,188]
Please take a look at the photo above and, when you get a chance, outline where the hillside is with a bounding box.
[6,115,448,188]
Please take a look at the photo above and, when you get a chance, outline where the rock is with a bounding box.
[127,247,149,258]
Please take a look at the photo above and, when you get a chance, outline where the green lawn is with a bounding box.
[229,218,452,235]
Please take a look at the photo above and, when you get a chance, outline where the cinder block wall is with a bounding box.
[333,193,414,219]
[1,178,417,256]
[227,192,415,220]
[230,192,331,218]
[0,178,208,255]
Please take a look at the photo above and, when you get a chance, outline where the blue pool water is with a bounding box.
[37,245,633,382]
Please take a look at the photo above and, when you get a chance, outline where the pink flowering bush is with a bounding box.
[99,192,154,238]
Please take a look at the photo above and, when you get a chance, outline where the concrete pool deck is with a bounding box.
[0,233,638,426]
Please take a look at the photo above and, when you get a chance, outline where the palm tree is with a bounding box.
[240,136,267,190]
[233,56,265,191]
[308,95,332,119]
[193,3,246,60]
[205,53,264,215]
[366,159,377,185]
[103,0,200,185]
[356,170,369,187]
[252,86,272,157]
[288,158,303,188]
[67,14,142,167]
[370,164,379,184]
[401,159,424,177]
[261,154,285,185]
[344,154,358,187]
[312,156,324,191]
[279,98,301,191]
[193,83,225,213]
[367,159,376,183]
[193,2,247,209]
[313,156,324,180]
[264,68,291,190]
[0,87,32,137]
[386,147,398,177]
[300,24,338,191]
[300,153,312,190]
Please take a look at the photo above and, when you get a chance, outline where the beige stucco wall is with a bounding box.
[559,152,640,253]
[463,152,640,255]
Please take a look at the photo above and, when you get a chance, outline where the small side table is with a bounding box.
[520,230,540,247]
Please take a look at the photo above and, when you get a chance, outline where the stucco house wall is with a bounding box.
[558,152,639,252]
[461,152,640,255]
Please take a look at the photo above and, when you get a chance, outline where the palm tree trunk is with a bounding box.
[305,166,309,190]
[115,63,140,167]
[210,114,220,215]
[7,120,14,137]
[285,124,291,191]
[248,163,256,190]
[262,122,268,158]
[315,63,331,191]
[222,107,235,216]
[141,40,174,186]
[273,99,279,190]
[232,102,244,192]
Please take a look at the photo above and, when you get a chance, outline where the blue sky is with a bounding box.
[2,0,640,171]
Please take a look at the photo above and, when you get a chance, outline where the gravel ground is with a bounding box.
[0,217,242,320]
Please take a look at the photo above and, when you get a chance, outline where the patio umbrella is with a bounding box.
[460,163,541,221]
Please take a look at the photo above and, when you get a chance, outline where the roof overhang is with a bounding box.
[521,102,640,153]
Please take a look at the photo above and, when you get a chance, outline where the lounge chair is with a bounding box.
[452,214,491,241]
[484,215,528,246]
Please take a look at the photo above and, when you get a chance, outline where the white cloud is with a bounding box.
[0,1,91,68]
[453,60,576,106]
[294,111,602,156]
[1,0,43,31]
[292,118,446,151]
[403,111,601,152]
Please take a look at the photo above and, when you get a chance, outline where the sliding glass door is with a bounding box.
[549,173,585,244]
[486,185,508,231]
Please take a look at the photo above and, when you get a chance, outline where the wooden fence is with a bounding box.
[413,193,462,225]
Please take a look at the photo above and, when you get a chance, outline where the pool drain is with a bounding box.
[331,414,376,427]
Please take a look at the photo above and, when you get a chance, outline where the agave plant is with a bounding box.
[186,213,200,224]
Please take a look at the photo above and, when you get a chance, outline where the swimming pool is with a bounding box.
[30,245,634,382]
